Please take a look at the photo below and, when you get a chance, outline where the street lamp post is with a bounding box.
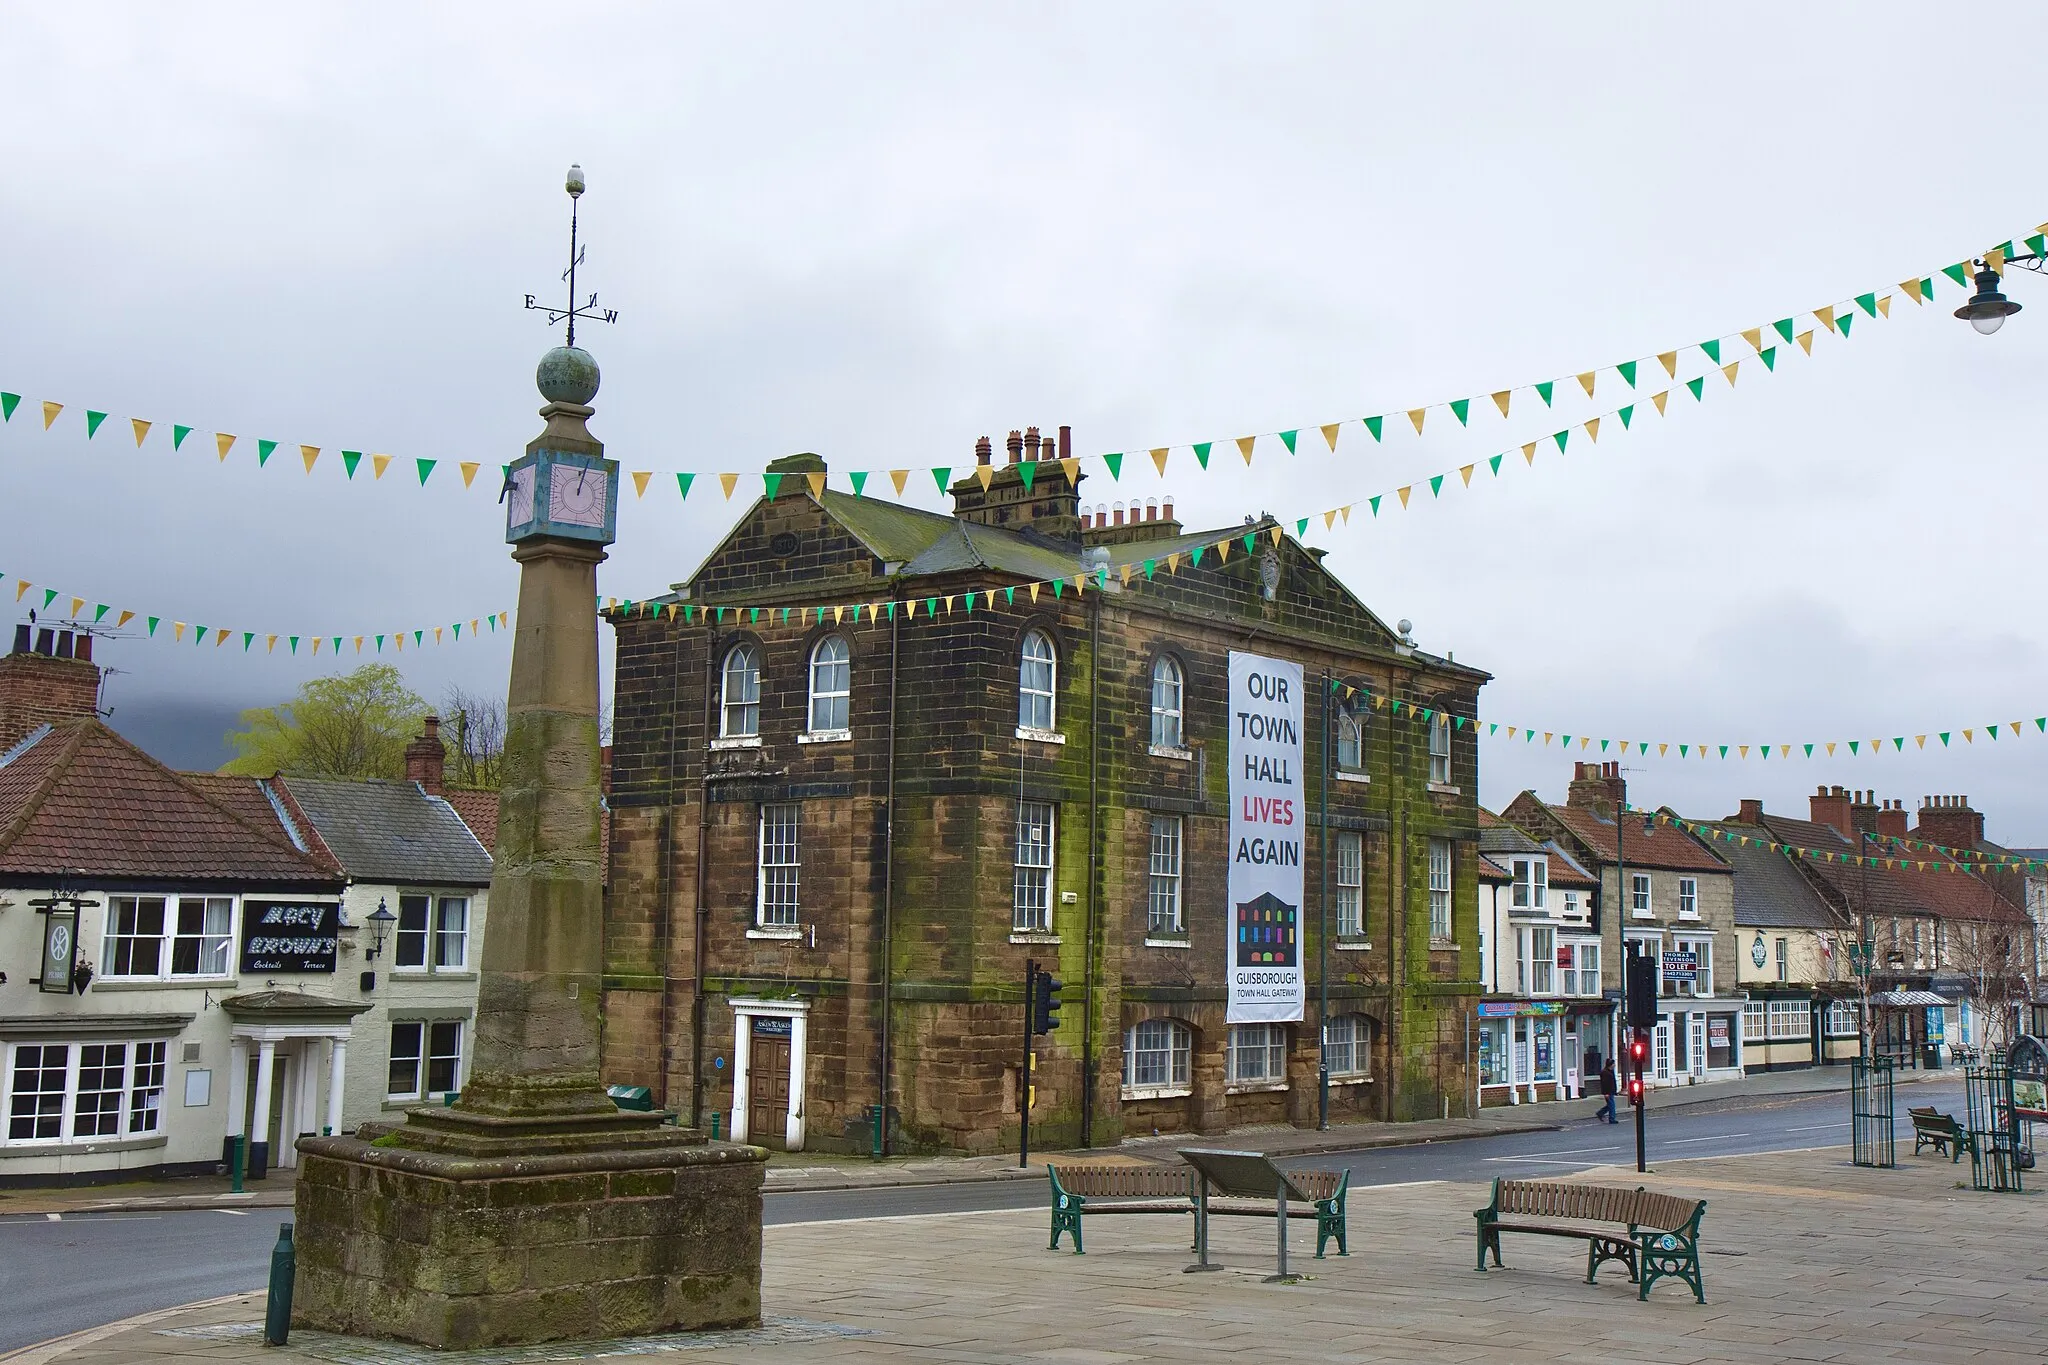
[1954,253,2040,335]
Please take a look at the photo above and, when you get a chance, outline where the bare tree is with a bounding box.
[1947,917,2035,1055]
[442,685,506,790]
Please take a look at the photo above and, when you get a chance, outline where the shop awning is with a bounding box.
[1871,990,1948,1008]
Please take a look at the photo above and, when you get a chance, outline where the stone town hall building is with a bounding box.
[601,428,1488,1154]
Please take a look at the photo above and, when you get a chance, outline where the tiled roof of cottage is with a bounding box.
[0,720,339,885]
[1700,819,1847,931]
[1756,814,2028,926]
[440,788,500,855]
[1539,802,1730,873]
[279,777,493,887]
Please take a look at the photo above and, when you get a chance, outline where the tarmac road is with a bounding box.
[0,1081,1971,1354]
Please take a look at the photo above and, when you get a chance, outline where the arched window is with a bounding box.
[1325,1013,1375,1077]
[720,644,761,738]
[1336,711,1365,771]
[1122,1018,1192,1090]
[1149,655,1184,749]
[1429,711,1453,783]
[808,636,850,733]
[1019,630,1057,732]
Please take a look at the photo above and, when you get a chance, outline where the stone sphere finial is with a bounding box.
[537,346,600,405]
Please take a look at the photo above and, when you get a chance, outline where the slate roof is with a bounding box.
[1756,813,2028,926]
[1698,819,1847,931]
[1538,802,1730,873]
[0,720,340,886]
[279,777,493,887]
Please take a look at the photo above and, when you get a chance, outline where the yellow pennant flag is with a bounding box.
[395,633,404,651]
[719,472,739,499]
[1815,304,1837,333]
[1964,729,1974,743]
[354,636,364,654]
[985,589,998,610]
[1543,732,1553,746]
[69,596,83,617]
[1521,441,1538,464]
[833,605,845,624]
[1779,745,1790,758]
[116,610,134,628]
[1584,417,1600,443]
[1795,330,1814,355]
[1657,351,1678,378]
[631,471,652,498]
[1491,390,1511,418]
[1269,525,1284,545]
[1060,458,1080,484]
[1651,391,1670,416]
[1741,327,1764,352]
[301,445,320,473]
[1658,743,1668,756]
[1396,485,1412,507]
[41,400,64,429]
[1027,583,1040,603]
[1458,464,1474,486]
[1323,509,1337,530]
[1876,295,1891,318]
[1120,563,1133,585]
[1406,408,1426,435]
[372,453,392,480]
[905,598,918,619]
[1579,737,1591,750]
[1721,360,1739,386]
[1216,537,1231,562]
[216,433,235,461]
[173,622,187,642]
[1901,278,1925,304]
[974,464,995,492]
[806,472,826,497]
[1151,447,1171,475]
[1167,553,1181,573]
[1739,745,1750,758]
[1915,735,1927,749]
[1318,425,1339,452]
[1237,436,1256,464]
[11,582,27,602]
[1576,371,1595,398]
[1825,742,1836,756]
[459,461,481,488]
[311,636,322,654]
[215,629,229,647]
[265,634,277,654]
[130,418,151,447]
[889,469,909,495]
[1339,505,1351,524]
[1985,247,2006,274]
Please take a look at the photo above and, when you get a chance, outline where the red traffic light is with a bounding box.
[1628,1077,1644,1103]
[1629,1036,1648,1062]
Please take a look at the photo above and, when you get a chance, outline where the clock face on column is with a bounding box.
[549,463,611,529]
[505,464,537,535]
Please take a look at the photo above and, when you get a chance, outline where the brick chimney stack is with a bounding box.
[0,624,102,748]
[949,423,1085,538]
[1809,785,1853,836]
[405,715,447,795]
[1875,799,1909,839]
[1735,798,1764,824]
[1565,760,1626,816]
[1849,789,1880,837]
[1915,794,1984,851]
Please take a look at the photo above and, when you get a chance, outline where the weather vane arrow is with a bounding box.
[524,163,618,348]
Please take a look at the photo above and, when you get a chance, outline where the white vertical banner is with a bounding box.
[1227,650,1305,1024]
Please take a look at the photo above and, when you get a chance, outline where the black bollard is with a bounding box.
[263,1221,295,1346]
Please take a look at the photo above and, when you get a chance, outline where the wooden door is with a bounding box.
[749,1034,791,1149]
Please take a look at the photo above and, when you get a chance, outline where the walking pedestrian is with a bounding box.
[1597,1058,1618,1124]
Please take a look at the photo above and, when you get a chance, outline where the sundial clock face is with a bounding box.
[549,462,611,529]
[505,464,537,536]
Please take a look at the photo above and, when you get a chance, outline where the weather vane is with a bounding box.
[524,163,618,348]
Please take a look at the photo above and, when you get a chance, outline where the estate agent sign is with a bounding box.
[1227,650,1305,1023]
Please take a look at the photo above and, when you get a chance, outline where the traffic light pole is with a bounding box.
[1618,803,1648,1175]
[1634,1032,1648,1173]
[1020,959,1036,1169]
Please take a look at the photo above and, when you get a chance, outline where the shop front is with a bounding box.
[1476,1001,1572,1106]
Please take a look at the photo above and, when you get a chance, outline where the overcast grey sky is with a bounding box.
[4,4,2046,838]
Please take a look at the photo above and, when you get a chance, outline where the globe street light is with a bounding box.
[1956,265,2023,335]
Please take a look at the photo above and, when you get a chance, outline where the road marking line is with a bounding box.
[43,1213,59,1222]
[1534,1145,1625,1155]
[1785,1124,1843,1133]
[1482,1157,1600,1165]
[1663,1133,1750,1144]
[213,1208,250,1216]
[1358,1179,1447,1190]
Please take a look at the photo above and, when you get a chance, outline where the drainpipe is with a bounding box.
[1081,590,1101,1147]
[1318,667,1331,1131]
[690,632,716,1128]
[655,620,688,1108]
[877,606,901,1156]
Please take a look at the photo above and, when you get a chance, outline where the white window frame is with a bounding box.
[4,1039,169,1147]
[1019,630,1057,734]
[1336,711,1366,772]
[1677,877,1699,920]
[102,895,238,982]
[1631,872,1653,918]
[387,1019,465,1103]
[757,803,801,929]
[1575,941,1601,997]
[1227,1022,1287,1085]
[1530,925,1556,995]
[1149,655,1184,750]
[1122,1018,1191,1094]
[1562,890,1581,920]
[1427,838,1452,941]
[1826,999,1860,1036]
[1743,1000,1767,1042]
[1428,712,1452,784]
[721,643,762,739]
[1146,815,1183,936]
[1775,936,1789,983]
[1768,999,1810,1039]
[1334,831,1364,939]
[806,635,851,736]
[1511,859,1547,911]
[1014,802,1056,932]
[395,893,471,973]
[1672,935,1713,997]
[1325,1014,1372,1078]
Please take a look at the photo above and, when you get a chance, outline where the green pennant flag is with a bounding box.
[1837,312,1854,337]
[2035,717,2046,732]
[1700,339,1721,363]
[677,472,695,499]
[1526,730,1535,743]
[289,636,300,655]
[1618,405,1634,429]
[1618,360,1637,389]
[1448,401,1469,427]
[147,616,159,636]
[1103,452,1124,480]
[1552,429,1569,452]
[1804,744,1814,756]
[2028,234,2047,258]
[1600,739,1610,752]
[1718,745,1729,758]
[194,626,207,648]
[1679,744,1689,756]
[1535,381,1554,407]
[85,410,108,437]
[258,439,277,466]
[41,589,55,609]
[1561,733,1571,747]
[849,470,868,497]
[375,634,385,652]
[1893,737,1905,750]
[412,630,423,646]
[1987,723,1999,741]
[242,632,253,651]
[1942,262,1970,288]
[1994,239,2016,257]
[1638,742,1649,755]
[925,597,938,615]
[1143,559,1156,580]
[1363,416,1383,442]
[1004,586,1016,605]
[1052,578,1064,599]
[1429,474,1444,497]
[1241,532,1256,553]
[1772,318,1795,343]
[1940,731,1950,746]
[1296,518,1309,536]
[1369,495,1382,516]
[341,451,363,479]
[172,424,191,449]
[1685,376,1705,401]
[748,607,759,623]
[1759,346,1777,371]
[415,458,435,484]
[1848,740,1860,754]
[1193,442,1212,468]
[885,601,896,620]
[1018,461,1037,492]
[762,472,783,501]
[93,604,109,622]
[1190,544,1205,568]
[930,467,950,492]
[332,636,342,654]
[1488,453,1502,475]
[1278,429,1299,452]
[1855,292,1878,317]
[0,392,17,421]
[963,593,975,613]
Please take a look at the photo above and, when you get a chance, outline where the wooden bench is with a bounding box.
[1909,1106,1976,1163]
[1049,1164,1350,1259]
[1474,1178,1707,1303]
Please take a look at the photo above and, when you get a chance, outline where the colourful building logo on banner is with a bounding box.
[1235,892,1298,968]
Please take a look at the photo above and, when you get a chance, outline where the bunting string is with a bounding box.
[1649,811,2048,877]
[2,225,2037,497]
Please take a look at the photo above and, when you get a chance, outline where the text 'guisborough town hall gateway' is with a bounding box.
[601,429,1489,1154]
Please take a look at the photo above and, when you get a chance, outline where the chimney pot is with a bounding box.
[1007,430,1025,464]
[1146,498,1158,522]
[1058,425,1072,462]
[1113,502,1125,527]
[34,628,53,656]
[10,625,27,655]
[975,435,991,465]
[405,715,447,794]
[54,631,73,660]
[1738,798,1764,823]
[1025,425,1042,460]
[74,633,91,663]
